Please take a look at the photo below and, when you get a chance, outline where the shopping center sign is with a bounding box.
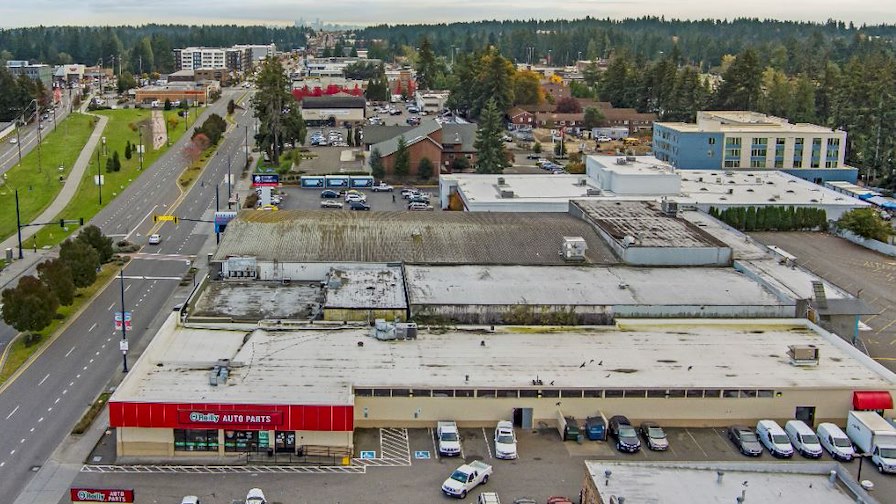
[70,488,134,503]
[178,410,283,427]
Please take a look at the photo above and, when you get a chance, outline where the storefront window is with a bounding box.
[275,431,296,453]
[174,429,218,451]
[224,430,260,452]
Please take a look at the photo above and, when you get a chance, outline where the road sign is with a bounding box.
[94,175,104,185]
[360,450,376,459]
[414,450,431,459]
[114,311,132,331]
[214,211,238,233]
[152,214,178,224]
[252,174,279,187]
[119,340,129,353]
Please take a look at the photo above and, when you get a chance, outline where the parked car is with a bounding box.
[727,425,763,456]
[441,460,492,499]
[547,497,574,504]
[408,195,430,204]
[320,189,340,199]
[320,200,343,209]
[756,420,794,458]
[180,497,200,504]
[408,202,433,211]
[371,183,394,192]
[493,420,518,459]
[245,488,266,504]
[9,138,17,144]
[345,193,367,203]
[596,135,613,143]
[585,414,607,441]
[526,153,540,160]
[609,415,641,453]
[148,234,161,245]
[437,421,461,457]
[401,188,420,198]
[639,421,669,451]
[816,422,855,461]
[349,201,370,211]
[785,420,823,458]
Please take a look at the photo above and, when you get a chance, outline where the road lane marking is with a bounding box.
[38,417,43,422]
[107,303,115,311]
[65,346,76,357]
[62,389,67,395]
[88,323,97,332]
[125,284,131,292]
[686,429,708,458]
[482,427,493,458]
[54,398,60,404]
[19,439,24,444]
[38,374,50,386]
[5,406,19,420]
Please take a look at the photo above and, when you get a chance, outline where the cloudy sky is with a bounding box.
[3,0,895,27]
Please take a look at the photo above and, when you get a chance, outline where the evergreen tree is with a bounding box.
[124,140,132,160]
[418,157,434,180]
[473,98,510,174]
[393,136,410,177]
[714,48,762,110]
[370,148,385,179]
[251,57,295,165]
[415,37,438,90]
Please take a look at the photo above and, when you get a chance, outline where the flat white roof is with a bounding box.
[590,155,678,176]
[585,461,875,504]
[113,317,895,406]
[324,265,406,309]
[404,265,788,308]
[444,173,600,205]
[677,170,867,208]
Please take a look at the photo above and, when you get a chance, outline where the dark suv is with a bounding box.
[608,415,641,453]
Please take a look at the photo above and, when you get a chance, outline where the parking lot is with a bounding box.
[69,424,896,504]
[270,185,440,212]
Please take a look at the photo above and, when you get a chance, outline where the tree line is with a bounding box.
[1,226,114,340]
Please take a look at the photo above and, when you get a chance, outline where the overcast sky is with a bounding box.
[3,0,895,28]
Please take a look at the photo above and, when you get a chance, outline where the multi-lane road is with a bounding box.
[0,88,255,501]
[0,92,76,177]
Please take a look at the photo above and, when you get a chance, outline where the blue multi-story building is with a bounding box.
[653,111,856,183]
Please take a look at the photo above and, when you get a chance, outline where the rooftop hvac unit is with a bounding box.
[788,344,819,366]
[578,178,588,186]
[396,322,418,340]
[500,189,515,199]
[716,177,722,183]
[728,188,734,194]
[660,199,679,216]
[616,157,628,165]
[497,177,506,185]
[561,236,588,261]
[586,188,602,196]
[625,156,636,162]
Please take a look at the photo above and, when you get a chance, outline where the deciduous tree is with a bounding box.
[1,276,59,334]
[59,238,100,288]
[37,258,75,306]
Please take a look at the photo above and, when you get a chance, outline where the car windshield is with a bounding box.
[450,470,468,483]
[497,434,514,444]
[879,447,896,458]
[648,427,666,438]
[772,434,790,444]
[441,432,458,442]
[619,426,637,437]
[802,434,819,444]
[741,432,758,442]
[833,437,853,448]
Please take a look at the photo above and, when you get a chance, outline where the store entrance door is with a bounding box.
[275,431,296,453]
[795,406,816,426]
[512,408,533,429]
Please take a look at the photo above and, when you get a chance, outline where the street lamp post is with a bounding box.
[137,127,144,171]
[119,269,128,373]
[227,157,232,208]
[96,147,102,206]
[857,452,870,481]
[15,189,23,259]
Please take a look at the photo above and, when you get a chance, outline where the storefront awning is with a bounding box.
[853,391,893,410]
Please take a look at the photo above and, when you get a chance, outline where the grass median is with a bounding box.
[28,108,188,247]
[0,262,120,385]
[0,113,95,243]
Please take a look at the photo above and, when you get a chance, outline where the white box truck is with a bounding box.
[846,410,896,474]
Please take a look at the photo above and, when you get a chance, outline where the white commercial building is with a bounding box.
[414,90,450,113]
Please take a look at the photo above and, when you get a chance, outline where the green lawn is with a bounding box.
[28,108,188,247]
[0,113,95,243]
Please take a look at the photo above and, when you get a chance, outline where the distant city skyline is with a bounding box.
[3,0,895,28]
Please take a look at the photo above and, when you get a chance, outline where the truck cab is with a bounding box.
[437,421,461,456]
[441,460,493,499]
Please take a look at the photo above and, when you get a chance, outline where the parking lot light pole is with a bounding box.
[227,157,232,208]
[119,269,128,373]
[857,452,870,481]
[96,148,102,205]
[215,184,220,245]
[15,189,23,259]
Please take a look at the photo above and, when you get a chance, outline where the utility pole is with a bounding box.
[15,120,22,165]
[15,189,23,259]
[227,156,232,208]
[215,184,220,244]
[119,269,129,373]
[96,148,103,205]
[244,124,249,168]
[138,127,144,170]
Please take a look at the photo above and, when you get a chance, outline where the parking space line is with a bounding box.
[482,427,493,459]
[430,428,439,460]
[686,429,708,458]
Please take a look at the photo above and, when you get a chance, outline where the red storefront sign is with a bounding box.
[177,410,283,427]
[109,402,353,431]
[70,488,134,502]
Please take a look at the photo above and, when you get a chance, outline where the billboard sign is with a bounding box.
[214,211,238,233]
[252,174,279,187]
[70,488,134,503]
[113,312,132,331]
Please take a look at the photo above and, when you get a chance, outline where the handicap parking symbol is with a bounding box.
[414,450,431,459]
[360,450,376,459]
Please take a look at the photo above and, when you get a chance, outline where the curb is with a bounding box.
[0,263,122,394]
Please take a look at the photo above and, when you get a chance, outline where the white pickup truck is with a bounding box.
[441,460,493,499]
[437,420,461,456]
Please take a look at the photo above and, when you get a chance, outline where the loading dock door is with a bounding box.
[513,408,533,429]
[795,406,816,426]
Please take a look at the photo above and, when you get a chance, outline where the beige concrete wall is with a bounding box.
[116,427,352,458]
[354,388,858,428]
[295,430,353,448]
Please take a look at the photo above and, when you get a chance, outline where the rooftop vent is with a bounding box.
[500,189,515,199]
[661,198,679,216]
[586,188,602,196]
[497,177,506,185]
[625,156,636,162]
[616,157,629,165]
[561,236,588,262]
[788,344,819,366]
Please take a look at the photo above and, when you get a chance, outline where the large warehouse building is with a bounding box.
[109,317,895,459]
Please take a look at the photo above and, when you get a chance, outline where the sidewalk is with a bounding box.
[0,113,108,256]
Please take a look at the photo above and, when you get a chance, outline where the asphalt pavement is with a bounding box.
[0,88,254,503]
[0,93,76,177]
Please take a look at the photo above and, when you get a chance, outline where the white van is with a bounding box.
[816,423,855,461]
[756,420,794,458]
[785,420,823,458]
